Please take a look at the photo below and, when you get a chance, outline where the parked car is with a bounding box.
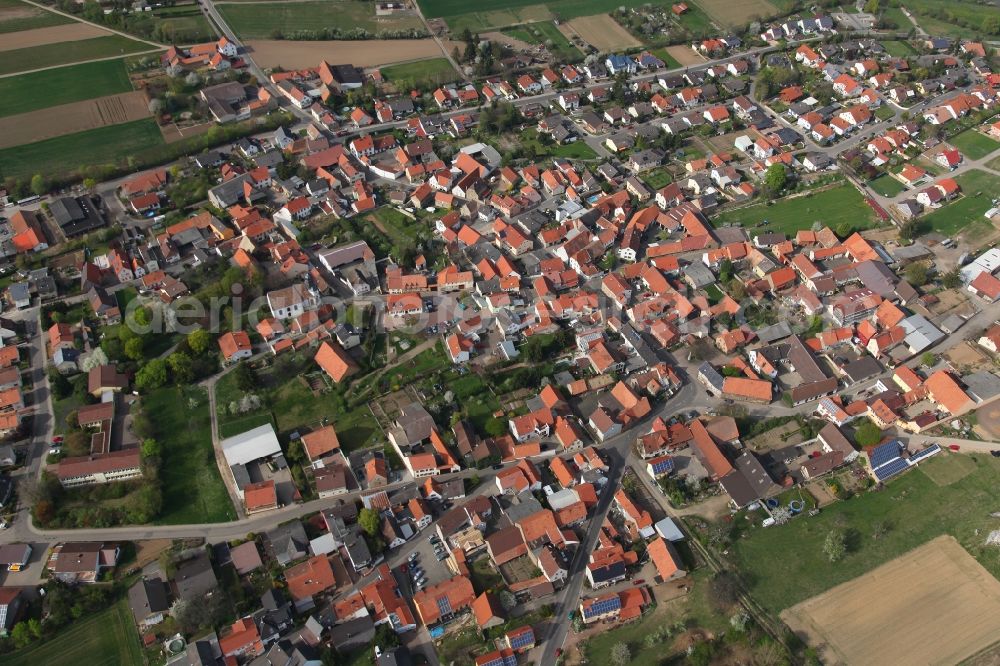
[949,444,961,452]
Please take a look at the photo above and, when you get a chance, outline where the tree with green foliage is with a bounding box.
[167,352,194,384]
[188,329,211,355]
[233,361,258,392]
[141,438,161,459]
[941,268,962,289]
[921,352,936,367]
[764,163,787,195]
[905,262,928,286]
[854,418,882,447]
[135,358,169,391]
[49,369,72,400]
[359,508,381,537]
[124,336,145,362]
[30,174,47,196]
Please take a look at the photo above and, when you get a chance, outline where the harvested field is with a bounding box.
[693,0,776,27]
[565,14,641,51]
[665,44,705,66]
[782,536,1000,666]
[0,22,109,51]
[247,38,443,69]
[483,30,533,51]
[0,91,150,149]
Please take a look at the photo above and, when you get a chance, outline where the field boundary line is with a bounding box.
[0,48,163,79]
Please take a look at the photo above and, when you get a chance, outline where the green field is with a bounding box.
[0,60,132,118]
[501,20,578,56]
[145,385,236,524]
[217,0,423,38]
[881,39,915,57]
[0,35,152,76]
[921,169,1000,236]
[381,57,459,89]
[423,0,676,31]
[649,47,681,69]
[903,0,1000,40]
[948,129,1000,161]
[151,4,215,42]
[714,182,875,236]
[0,0,73,33]
[0,118,163,180]
[730,455,1000,615]
[868,174,905,197]
[0,600,142,666]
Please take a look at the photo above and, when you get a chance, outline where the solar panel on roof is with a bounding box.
[509,628,534,649]
[869,441,901,468]
[436,596,453,617]
[874,457,909,481]
[652,458,675,474]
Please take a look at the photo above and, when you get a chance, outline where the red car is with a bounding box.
[52,435,64,444]
[633,579,645,585]
[949,444,961,452]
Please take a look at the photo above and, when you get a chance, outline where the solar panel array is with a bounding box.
[874,457,909,481]
[651,457,675,475]
[582,595,621,619]
[508,627,535,650]
[909,443,940,463]
[436,596,452,618]
[869,440,902,468]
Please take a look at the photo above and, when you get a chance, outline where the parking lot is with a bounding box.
[391,528,455,598]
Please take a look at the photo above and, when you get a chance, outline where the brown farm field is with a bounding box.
[0,91,150,149]
[565,14,641,51]
[781,536,1000,666]
[0,22,109,50]
[693,0,776,27]
[665,44,705,66]
[247,38,443,69]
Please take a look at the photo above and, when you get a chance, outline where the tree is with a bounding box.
[141,438,161,459]
[30,174,47,196]
[764,163,787,194]
[10,621,34,648]
[941,268,962,289]
[707,570,742,611]
[854,418,882,447]
[718,259,733,284]
[188,329,211,355]
[148,98,163,115]
[823,529,846,562]
[921,352,937,367]
[610,642,631,666]
[728,278,746,301]
[233,362,258,392]
[373,623,400,651]
[359,508,381,536]
[904,262,928,286]
[124,336,145,362]
[167,352,194,384]
[49,369,71,400]
[135,358,169,391]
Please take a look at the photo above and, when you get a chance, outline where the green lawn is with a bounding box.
[0,35,153,76]
[640,167,672,190]
[948,129,1000,161]
[714,182,875,236]
[0,600,142,666]
[145,385,236,524]
[217,0,423,38]
[730,454,1000,615]
[874,105,895,121]
[0,118,164,180]
[649,47,681,70]
[381,57,459,90]
[429,0,676,31]
[920,169,1000,237]
[881,39,915,57]
[676,3,714,34]
[0,59,133,118]
[868,174,905,197]
[0,0,73,33]
[520,128,598,160]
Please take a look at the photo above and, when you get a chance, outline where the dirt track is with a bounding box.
[782,536,1000,666]
[0,90,150,148]
[246,39,443,69]
[565,14,641,52]
[0,23,109,51]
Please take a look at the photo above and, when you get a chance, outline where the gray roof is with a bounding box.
[222,424,282,467]
[900,314,944,353]
[502,496,543,524]
[49,197,84,226]
[756,321,792,344]
[173,552,217,601]
[267,521,309,566]
[964,371,1000,402]
[128,577,170,623]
